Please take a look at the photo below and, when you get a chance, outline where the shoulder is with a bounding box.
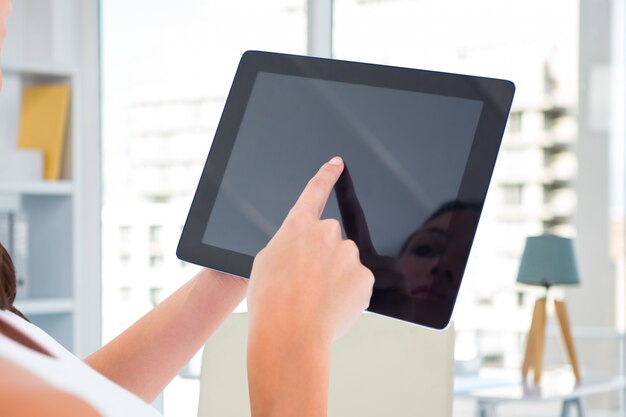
[0,357,102,417]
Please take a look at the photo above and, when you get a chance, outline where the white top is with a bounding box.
[0,309,162,417]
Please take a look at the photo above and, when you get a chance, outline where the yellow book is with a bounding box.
[17,84,71,181]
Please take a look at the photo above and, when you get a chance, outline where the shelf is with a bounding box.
[1,0,101,357]
[14,298,74,315]
[3,63,77,81]
[0,180,74,196]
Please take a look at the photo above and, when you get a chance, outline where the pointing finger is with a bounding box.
[291,156,345,218]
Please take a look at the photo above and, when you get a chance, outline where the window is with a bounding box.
[119,287,132,302]
[119,225,131,244]
[102,1,306,415]
[508,111,523,134]
[502,184,524,206]
[149,254,164,268]
[149,225,162,245]
[333,0,579,371]
[120,253,131,267]
[149,287,163,307]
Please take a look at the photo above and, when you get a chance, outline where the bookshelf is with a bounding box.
[0,65,76,351]
[0,0,101,358]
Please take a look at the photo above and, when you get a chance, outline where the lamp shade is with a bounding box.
[516,234,580,287]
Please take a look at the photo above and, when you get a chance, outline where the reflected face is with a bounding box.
[0,0,12,90]
[396,209,478,300]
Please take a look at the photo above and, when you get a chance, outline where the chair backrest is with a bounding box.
[198,312,455,417]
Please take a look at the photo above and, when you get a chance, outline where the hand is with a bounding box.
[246,157,374,417]
[247,156,374,345]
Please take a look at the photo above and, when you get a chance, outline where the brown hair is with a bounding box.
[0,243,27,320]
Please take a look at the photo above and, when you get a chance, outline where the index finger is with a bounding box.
[291,156,345,218]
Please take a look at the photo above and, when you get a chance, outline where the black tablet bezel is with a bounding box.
[177,50,514,328]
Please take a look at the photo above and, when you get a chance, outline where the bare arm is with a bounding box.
[85,269,247,402]
[248,330,332,417]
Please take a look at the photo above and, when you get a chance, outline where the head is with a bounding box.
[0,243,27,319]
[396,201,481,300]
[0,0,12,90]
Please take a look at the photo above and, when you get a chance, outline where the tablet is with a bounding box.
[177,51,515,329]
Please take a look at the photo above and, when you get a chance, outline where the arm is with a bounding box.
[85,269,247,403]
[247,330,332,417]
[247,157,374,417]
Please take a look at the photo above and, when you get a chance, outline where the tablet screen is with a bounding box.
[203,72,483,257]
[178,51,514,329]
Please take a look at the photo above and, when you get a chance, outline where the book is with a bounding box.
[17,84,71,181]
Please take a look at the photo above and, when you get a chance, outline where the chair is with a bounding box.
[197,312,455,417]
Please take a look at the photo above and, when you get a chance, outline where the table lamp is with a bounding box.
[517,234,581,384]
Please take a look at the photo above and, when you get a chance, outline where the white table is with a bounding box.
[455,371,626,417]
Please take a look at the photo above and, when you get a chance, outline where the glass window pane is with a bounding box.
[101,1,306,416]
[335,1,626,394]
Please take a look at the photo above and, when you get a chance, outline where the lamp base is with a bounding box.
[521,297,581,384]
